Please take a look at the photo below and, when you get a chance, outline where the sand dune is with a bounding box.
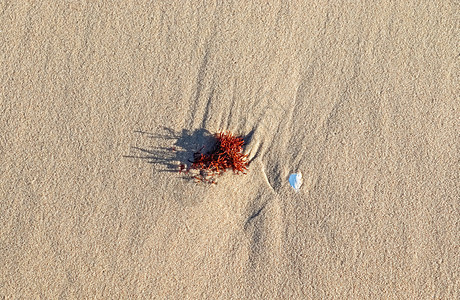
[1,1,458,298]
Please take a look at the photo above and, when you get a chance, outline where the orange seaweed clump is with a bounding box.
[190,131,249,184]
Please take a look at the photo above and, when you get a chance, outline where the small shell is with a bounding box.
[289,172,303,191]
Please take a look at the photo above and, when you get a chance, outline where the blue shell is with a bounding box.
[289,172,303,191]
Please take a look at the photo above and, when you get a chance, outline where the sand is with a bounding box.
[1,1,458,299]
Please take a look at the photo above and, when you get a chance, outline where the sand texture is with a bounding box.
[1,1,459,299]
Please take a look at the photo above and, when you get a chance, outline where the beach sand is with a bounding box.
[1,1,458,298]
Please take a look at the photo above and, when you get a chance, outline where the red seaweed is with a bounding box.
[189,131,249,184]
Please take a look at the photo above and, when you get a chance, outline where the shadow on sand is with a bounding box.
[124,127,217,176]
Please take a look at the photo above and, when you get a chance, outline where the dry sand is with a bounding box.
[1,1,459,299]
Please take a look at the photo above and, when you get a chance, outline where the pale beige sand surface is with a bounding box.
[1,1,459,299]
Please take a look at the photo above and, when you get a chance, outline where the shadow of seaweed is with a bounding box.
[124,127,217,178]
